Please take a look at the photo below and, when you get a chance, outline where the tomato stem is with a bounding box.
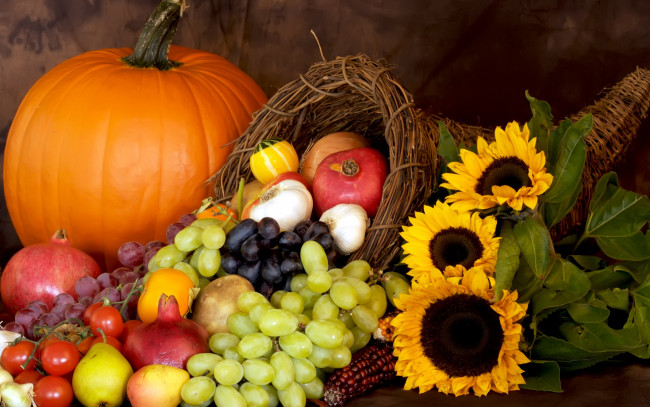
[122,0,186,70]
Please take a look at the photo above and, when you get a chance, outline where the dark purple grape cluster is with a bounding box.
[221,218,340,297]
[5,294,87,340]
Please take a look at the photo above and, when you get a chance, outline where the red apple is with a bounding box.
[312,147,387,217]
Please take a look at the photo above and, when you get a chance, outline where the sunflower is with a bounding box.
[391,268,529,396]
[440,121,554,212]
[400,201,500,284]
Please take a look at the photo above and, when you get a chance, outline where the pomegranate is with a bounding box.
[123,294,210,370]
[1,229,101,314]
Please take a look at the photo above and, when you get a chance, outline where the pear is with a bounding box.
[72,343,133,407]
[127,364,190,407]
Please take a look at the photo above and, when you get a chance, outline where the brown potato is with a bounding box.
[190,274,254,335]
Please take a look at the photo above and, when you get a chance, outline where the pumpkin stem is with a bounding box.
[122,0,187,70]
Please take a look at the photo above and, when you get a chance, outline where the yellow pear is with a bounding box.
[127,364,190,407]
[72,343,134,407]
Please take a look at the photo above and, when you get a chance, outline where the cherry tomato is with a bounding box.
[76,336,95,355]
[0,340,37,375]
[14,369,44,386]
[90,306,124,338]
[40,340,80,376]
[120,319,143,343]
[91,335,123,353]
[34,375,74,407]
[38,334,60,355]
[83,302,103,325]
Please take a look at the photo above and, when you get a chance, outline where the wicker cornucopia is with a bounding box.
[210,54,438,270]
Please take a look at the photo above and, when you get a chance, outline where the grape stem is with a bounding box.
[118,283,144,319]
[18,318,92,370]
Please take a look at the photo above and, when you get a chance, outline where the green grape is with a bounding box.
[305,320,344,349]
[342,259,372,281]
[338,310,355,329]
[315,367,327,382]
[237,333,273,359]
[181,376,216,405]
[329,344,352,369]
[298,286,321,309]
[189,246,204,270]
[201,225,226,250]
[238,291,270,314]
[289,273,309,293]
[227,312,259,338]
[349,326,371,353]
[186,352,223,377]
[258,309,299,337]
[327,268,344,282]
[198,247,221,278]
[307,269,332,293]
[270,351,294,391]
[367,284,388,318]
[312,294,339,321]
[180,401,211,407]
[198,277,211,290]
[270,290,287,308]
[261,384,279,407]
[213,359,244,386]
[278,331,313,359]
[342,328,354,348]
[381,271,410,307]
[351,304,379,333]
[191,218,222,229]
[302,307,313,320]
[222,347,245,363]
[277,382,306,407]
[300,240,328,275]
[242,358,275,385]
[209,333,240,355]
[296,312,311,327]
[142,269,155,285]
[175,226,204,252]
[291,357,317,384]
[339,277,371,304]
[329,281,358,310]
[307,344,333,369]
[155,244,187,268]
[249,302,274,324]
[298,376,324,400]
[239,382,270,407]
[280,292,305,314]
[214,385,247,407]
[173,262,200,287]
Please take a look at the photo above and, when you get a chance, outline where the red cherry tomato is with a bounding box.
[120,319,143,343]
[89,306,124,338]
[0,340,38,375]
[83,302,103,325]
[14,369,44,386]
[76,336,95,355]
[40,340,80,376]
[91,335,123,353]
[34,375,74,407]
[38,334,60,355]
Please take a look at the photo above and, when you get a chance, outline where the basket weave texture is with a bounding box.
[210,54,438,270]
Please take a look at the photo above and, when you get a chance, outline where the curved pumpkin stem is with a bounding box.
[122,0,187,70]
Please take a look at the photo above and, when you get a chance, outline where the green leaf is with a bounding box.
[622,259,650,283]
[526,91,553,156]
[595,288,631,311]
[531,258,591,316]
[542,179,581,228]
[511,256,544,303]
[596,231,650,261]
[587,265,635,290]
[542,114,590,203]
[521,360,562,392]
[436,121,460,164]
[630,277,650,356]
[514,216,553,279]
[494,221,520,300]
[547,119,572,170]
[532,335,622,366]
[562,322,645,354]
[567,301,610,323]
[569,255,606,271]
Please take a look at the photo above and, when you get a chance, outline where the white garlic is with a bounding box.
[320,204,370,254]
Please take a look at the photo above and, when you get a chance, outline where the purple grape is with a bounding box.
[119,271,139,286]
[64,303,87,321]
[25,319,40,340]
[53,292,75,307]
[75,276,101,298]
[37,312,63,328]
[4,322,25,336]
[145,240,166,253]
[112,267,132,281]
[78,296,94,307]
[118,241,146,268]
[120,283,140,309]
[51,303,72,319]
[26,300,49,315]
[143,248,161,270]
[14,307,40,328]
[97,273,119,289]
[166,222,185,244]
[178,213,198,226]
[93,287,121,304]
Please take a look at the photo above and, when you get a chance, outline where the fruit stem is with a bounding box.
[122,0,186,70]
[331,159,360,176]
[119,283,144,319]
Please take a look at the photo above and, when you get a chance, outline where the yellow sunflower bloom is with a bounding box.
[391,269,530,396]
[400,202,500,284]
[440,121,554,212]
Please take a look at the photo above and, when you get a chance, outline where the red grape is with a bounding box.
[117,241,145,268]
[112,267,132,281]
[64,303,87,321]
[178,213,198,226]
[166,222,185,244]
[96,273,118,289]
[50,303,71,319]
[144,240,165,252]
[4,322,25,336]
[75,276,101,298]
[26,300,49,315]
[77,296,94,307]
[53,293,75,306]
[143,248,161,271]
[119,271,139,286]
[93,287,121,304]
[14,308,40,328]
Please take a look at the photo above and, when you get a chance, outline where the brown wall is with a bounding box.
[2,0,650,265]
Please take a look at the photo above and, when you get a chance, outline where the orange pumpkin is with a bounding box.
[3,0,267,271]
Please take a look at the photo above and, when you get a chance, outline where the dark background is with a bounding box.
[2,0,650,261]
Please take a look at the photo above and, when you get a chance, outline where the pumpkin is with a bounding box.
[3,0,267,271]
[249,138,300,184]
[300,132,369,183]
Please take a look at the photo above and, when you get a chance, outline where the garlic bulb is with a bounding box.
[320,204,369,254]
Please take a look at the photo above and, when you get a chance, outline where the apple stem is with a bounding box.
[339,159,359,176]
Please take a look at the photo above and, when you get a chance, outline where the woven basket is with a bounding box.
[210,54,438,270]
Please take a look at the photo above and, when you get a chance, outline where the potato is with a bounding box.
[191,275,254,335]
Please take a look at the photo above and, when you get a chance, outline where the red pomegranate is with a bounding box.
[1,229,101,314]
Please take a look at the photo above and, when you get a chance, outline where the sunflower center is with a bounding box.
[429,228,484,270]
[421,293,504,377]
[475,157,531,195]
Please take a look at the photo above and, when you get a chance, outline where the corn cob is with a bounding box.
[323,341,397,406]
[372,310,400,342]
